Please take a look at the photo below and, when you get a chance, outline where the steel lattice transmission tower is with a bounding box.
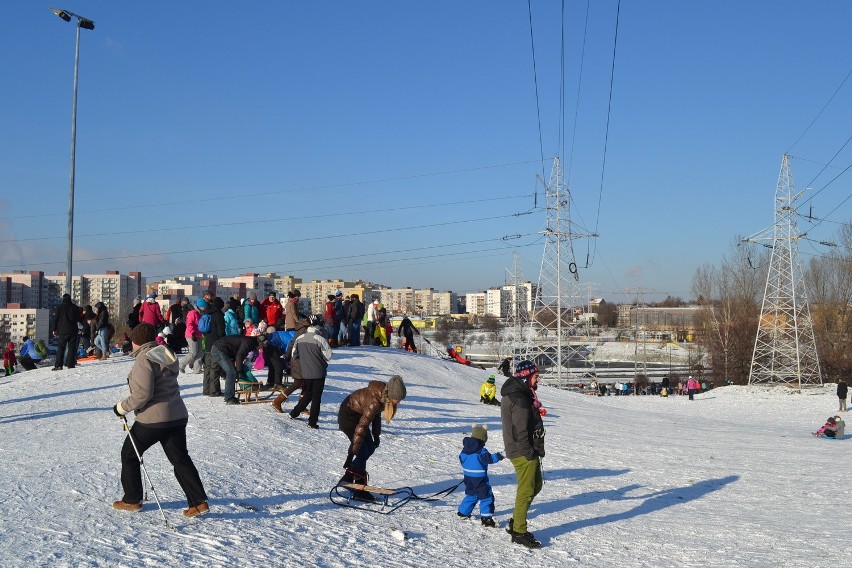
[504,251,528,373]
[524,156,594,385]
[746,153,822,388]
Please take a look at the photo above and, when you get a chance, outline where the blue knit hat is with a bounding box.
[196,298,209,309]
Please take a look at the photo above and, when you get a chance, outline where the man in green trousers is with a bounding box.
[500,360,545,549]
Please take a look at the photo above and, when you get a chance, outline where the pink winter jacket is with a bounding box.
[184,309,200,339]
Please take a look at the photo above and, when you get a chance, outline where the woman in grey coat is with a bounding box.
[111,323,209,518]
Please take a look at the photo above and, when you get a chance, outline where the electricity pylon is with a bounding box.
[503,251,528,372]
[745,153,822,389]
[524,156,595,385]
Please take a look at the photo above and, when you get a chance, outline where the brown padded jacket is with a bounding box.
[344,380,386,454]
[117,341,188,425]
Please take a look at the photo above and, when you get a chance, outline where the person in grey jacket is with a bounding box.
[111,323,209,518]
[288,315,332,428]
[500,360,544,549]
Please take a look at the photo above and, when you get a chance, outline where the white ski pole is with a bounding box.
[122,417,170,528]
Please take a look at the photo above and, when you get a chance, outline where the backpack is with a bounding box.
[198,314,212,334]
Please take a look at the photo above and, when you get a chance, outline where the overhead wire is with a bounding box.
[0,193,533,244]
[0,158,541,222]
[526,0,547,186]
[786,66,852,153]
[0,212,530,269]
[586,0,621,269]
[565,0,590,185]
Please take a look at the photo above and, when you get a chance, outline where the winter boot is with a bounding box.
[457,512,471,520]
[112,500,143,512]
[511,530,542,549]
[183,502,209,518]
[481,517,496,528]
[271,393,287,413]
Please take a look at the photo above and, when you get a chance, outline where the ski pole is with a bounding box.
[122,417,170,528]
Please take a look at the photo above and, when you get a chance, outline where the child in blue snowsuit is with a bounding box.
[457,424,504,527]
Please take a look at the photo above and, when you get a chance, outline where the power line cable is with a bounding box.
[559,0,566,159]
[0,213,526,269]
[587,0,621,267]
[0,193,533,244]
[0,159,541,222]
[527,0,547,183]
[786,66,852,153]
[565,0,590,186]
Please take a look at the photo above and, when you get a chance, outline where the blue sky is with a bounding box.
[2,1,852,302]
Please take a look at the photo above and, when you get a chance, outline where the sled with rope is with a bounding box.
[329,477,462,514]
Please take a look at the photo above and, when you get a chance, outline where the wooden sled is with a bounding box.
[237,381,263,403]
[329,482,414,514]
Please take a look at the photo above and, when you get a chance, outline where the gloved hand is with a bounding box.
[113,404,123,418]
[373,436,380,448]
[191,335,198,342]
[497,452,505,461]
[539,407,547,417]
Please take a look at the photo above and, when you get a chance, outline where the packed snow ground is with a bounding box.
[0,346,846,567]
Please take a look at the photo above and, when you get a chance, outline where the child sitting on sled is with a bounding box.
[813,416,841,438]
[237,350,259,391]
[457,424,504,527]
[479,375,500,406]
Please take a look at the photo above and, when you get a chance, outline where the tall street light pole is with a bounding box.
[51,8,95,297]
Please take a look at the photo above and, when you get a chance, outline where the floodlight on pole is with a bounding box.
[50,7,95,296]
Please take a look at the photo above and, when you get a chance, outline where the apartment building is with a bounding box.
[45,271,144,326]
[0,306,50,343]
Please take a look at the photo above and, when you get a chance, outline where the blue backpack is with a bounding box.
[197,314,212,334]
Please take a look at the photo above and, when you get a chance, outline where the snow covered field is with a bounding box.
[0,346,846,567]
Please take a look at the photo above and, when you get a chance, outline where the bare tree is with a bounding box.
[692,238,766,385]
[480,315,503,343]
[806,223,852,380]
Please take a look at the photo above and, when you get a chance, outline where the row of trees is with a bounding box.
[692,224,852,384]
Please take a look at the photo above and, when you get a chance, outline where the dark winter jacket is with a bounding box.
[498,358,511,378]
[333,298,345,324]
[116,341,187,426]
[202,298,226,353]
[397,317,419,337]
[52,295,81,336]
[213,335,260,370]
[838,381,848,399]
[347,300,364,324]
[94,302,110,330]
[338,380,386,454]
[459,437,501,498]
[127,303,141,328]
[501,376,545,461]
[228,297,241,314]
[166,302,183,326]
[291,326,332,380]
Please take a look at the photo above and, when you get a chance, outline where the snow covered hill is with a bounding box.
[0,346,846,567]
